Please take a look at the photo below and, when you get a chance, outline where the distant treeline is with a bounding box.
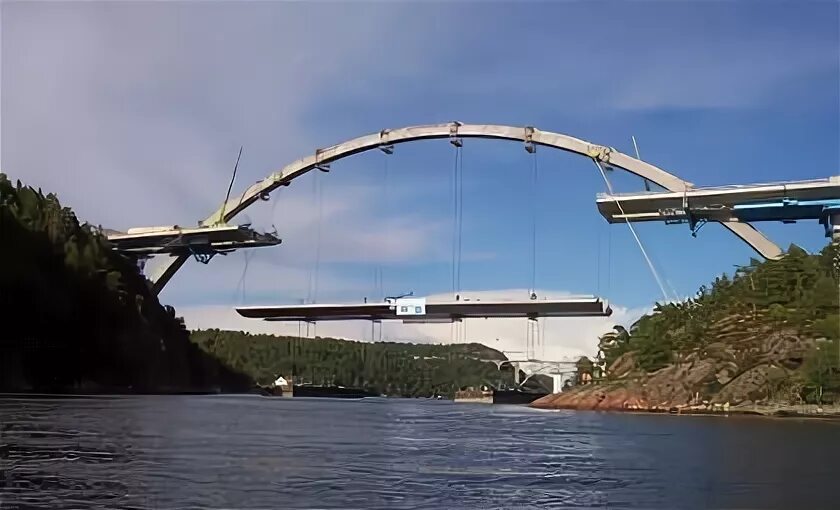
[190,330,517,397]
[0,173,250,393]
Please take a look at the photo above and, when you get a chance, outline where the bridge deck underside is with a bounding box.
[237,298,612,323]
[107,225,281,256]
[596,178,840,224]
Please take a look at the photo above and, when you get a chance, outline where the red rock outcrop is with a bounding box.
[531,325,815,413]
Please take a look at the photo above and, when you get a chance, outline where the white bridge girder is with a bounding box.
[148,122,783,294]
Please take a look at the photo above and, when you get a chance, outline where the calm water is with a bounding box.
[1,395,839,509]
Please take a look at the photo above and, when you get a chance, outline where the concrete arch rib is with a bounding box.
[150,122,781,294]
[206,123,693,225]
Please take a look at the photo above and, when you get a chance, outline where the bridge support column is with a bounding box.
[550,374,564,393]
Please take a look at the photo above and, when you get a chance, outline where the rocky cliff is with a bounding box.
[532,325,814,412]
[533,244,840,413]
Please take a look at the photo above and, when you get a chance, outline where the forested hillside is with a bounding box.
[0,173,251,392]
[0,173,516,396]
[191,330,513,397]
[535,243,840,411]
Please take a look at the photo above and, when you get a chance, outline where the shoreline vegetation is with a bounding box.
[0,174,252,393]
[532,243,840,417]
[191,329,518,398]
[3,172,839,421]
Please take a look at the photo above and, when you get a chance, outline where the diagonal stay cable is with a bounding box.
[593,159,672,303]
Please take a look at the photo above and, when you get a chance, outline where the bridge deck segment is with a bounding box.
[107,224,281,256]
[237,296,611,323]
[596,176,840,239]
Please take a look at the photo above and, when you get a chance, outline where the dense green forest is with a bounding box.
[190,330,516,397]
[0,173,251,392]
[595,243,840,404]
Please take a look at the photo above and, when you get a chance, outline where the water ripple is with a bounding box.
[2,396,839,509]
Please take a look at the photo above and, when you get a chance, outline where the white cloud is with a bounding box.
[155,250,374,307]
[1,2,453,228]
[2,2,464,308]
[150,179,455,305]
[255,182,450,266]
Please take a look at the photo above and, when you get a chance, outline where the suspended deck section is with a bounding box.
[596,177,840,240]
[106,224,281,257]
[237,296,612,323]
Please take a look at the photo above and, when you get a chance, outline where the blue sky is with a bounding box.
[3,1,838,356]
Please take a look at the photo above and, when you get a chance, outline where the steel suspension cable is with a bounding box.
[379,152,390,298]
[457,146,464,294]
[525,321,529,360]
[607,220,612,299]
[593,159,672,303]
[313,171,325,304]
[540,319,546,360]
[596,224,602,295]
[235,250,252,305]
[525,150,540,361]
[530,150,539,297]
[306,172,317,304]
[270,188,283,300]
[450,145,464,297]
[450,148,457,295]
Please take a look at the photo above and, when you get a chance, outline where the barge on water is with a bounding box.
[292,384,380,399]
[254,377,380,399]
[454,386,549,405]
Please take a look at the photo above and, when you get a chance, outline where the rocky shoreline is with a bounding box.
[530,387,840,419]
[530,315,840,419]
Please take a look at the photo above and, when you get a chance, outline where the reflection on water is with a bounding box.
[1,395,839,509]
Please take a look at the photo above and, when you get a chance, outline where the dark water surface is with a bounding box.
[1,395,839,509]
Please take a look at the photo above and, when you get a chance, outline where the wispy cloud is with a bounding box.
[159,251,371,307]
[249,181,449,266]
[2,1,467,306]
[1,2,453,228]
[155,181,452,305]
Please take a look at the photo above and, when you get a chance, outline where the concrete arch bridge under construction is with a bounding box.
[111,122,832,293]
[103,121,839,329]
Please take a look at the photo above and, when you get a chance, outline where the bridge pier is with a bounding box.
[550,374,566,393]
[826,211,840,241]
